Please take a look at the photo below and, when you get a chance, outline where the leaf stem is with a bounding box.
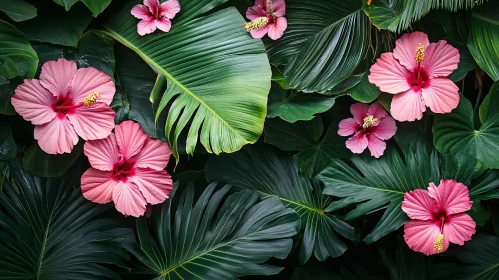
[474,87,483,114]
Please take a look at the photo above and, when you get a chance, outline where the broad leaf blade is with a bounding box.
[0,0,37,22]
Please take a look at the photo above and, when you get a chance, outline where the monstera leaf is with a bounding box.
[265,0,370,93]
[125,183,300,279]
[0,162,133,279]
[433,85,499,169]
[105,0,271,159]
[206,145,356,264]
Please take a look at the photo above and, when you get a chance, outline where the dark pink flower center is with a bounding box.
[52,96,76,118]
[112,159,136,182]
[407,65,431,91]
[432,208,450,231]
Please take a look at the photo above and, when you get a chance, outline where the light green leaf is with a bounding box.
[127,183,300,279]
[433,85,499,169]
[206,146,356,264]
[0,20,38,81]
[267,84,336,123]
[105,0,271,160]
[265,0,370,93]
[468,1,499,81]
[0,0,37,22]
[0,162,133,279]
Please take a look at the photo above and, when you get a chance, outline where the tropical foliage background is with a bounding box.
[1,0,499,279]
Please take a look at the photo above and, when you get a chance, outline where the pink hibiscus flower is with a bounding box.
[338,102,397,158]
[11,58,116,154]
[81,121,173,217]
[402,180,476,255]
[369,32,460,122]
[245,0,287,40]
[131,0,181,36]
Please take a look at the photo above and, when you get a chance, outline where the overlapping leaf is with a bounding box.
[206,145,356,264]
[126,183,300,279]
[105,0,271,160]
[453,234,499,280]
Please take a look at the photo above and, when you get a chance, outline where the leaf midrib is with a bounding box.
[103,29,247,143]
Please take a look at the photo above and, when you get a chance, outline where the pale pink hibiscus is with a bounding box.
[245,0,287,40]
[131,0,180,36]
[338,102,397,158]
[402,180,476,255]
[11,58,115,154]
[81,121,173,217]
[369,32,460,122]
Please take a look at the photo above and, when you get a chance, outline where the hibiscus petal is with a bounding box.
[443,213,476,245]
[84,134,120,171]
[131,4,151,20]
[422,40,460,78]
[372,116,397,140]
[69,67,115,105]
[81,168,116,203]
[135,138,172,170]
[421,78,459,114]
[350,102,369,124]
[268,17,287,40]
[404,220,448,256]
[39,58,77,97]
[34,116,79,154]
[390,89,425,122]
[155,18,172,33]
[402,189,436,220]
[428,179,473,215]
[249,25,269,39]
[12,79,56,125]
[393,32,430,71]
[115,120,148,159]
[112,181,147,217]
[132,168,173,204]
[144,0,159,15]
[272,0,286,17]
[137,18,157,36]
[368,102,388,120]
[246,5,267,20]
[159,0,180,19]
[345,131,368,154]
[367,134,386,158]
[67,103,115,141]
[368,53,411,94]
[338,118,359,137]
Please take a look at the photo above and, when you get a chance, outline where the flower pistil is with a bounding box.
[362,115,378,128]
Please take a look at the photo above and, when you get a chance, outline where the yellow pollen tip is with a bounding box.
[415,43,425,63]
[244,16,269,32]
[363,115,378,128]
[83,92,100,107]
[434,233,444,253]
[367,0,372,4]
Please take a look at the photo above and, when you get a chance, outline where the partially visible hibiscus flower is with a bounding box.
[369,32,460,122]
[81,120,173,217]
[245,0,287,40]
[338,102,397,158]
[131,0,181,36]
[11,58,115,154]
[402,180,476,255]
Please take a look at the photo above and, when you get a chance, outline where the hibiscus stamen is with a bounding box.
[415,43,425,63]
[434,233,444,253]
[244,16,269,31]
[362,115,378,128]
[84,92,101,106]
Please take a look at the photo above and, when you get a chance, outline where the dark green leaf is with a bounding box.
[81,0,112,16]
[105,0,271,158]
[265,0,370,93]
[75,30,115,76]
[22,141,83,177]
[127,183,300,279]
[17,2,92,47]
[348,72,381,103]
[267,85,336,123]
[0,81,18,115]
[467,1,499,81]
[453,234,499,280]
[448,43,476,82]
[433,86,499,169]
[0,20,38,81]
[0,119,16,161]
[0,0,37,22]
[206,146,356,264]
[0,162,133,279]
[265,117,323,151]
